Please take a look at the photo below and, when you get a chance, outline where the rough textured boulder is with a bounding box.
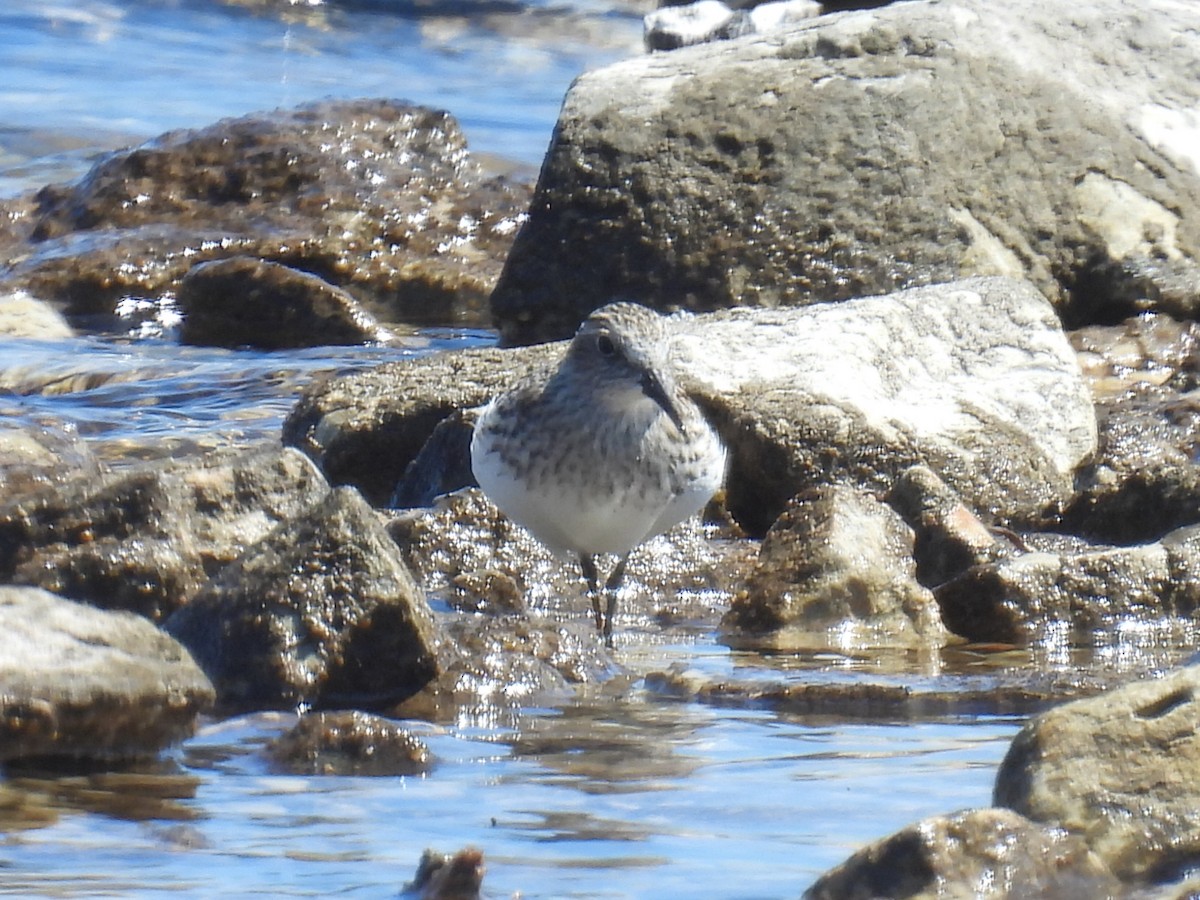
[0,445,329,620]
[1,99,529,326]
[724,484,950,649]
[490,0,1200,343]
[995,664,1200,880]
[686,277,1094,532]
[803,808,1119,899]
[287,277,1096,534]
[165,487,446,712]
[0,586,214,761]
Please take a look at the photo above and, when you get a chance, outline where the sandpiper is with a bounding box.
[470,302,726,639]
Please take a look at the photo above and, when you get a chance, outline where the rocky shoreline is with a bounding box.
[3,0,1200,895]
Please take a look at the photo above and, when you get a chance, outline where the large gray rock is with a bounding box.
[287,277,1096,534]
[0,445,330,620]
[803,807,1119,900]
[0,586,214,761]
[165,487,446,712]
[995,664,1200,880]
[490,0,1200,343]
[683,277,1096,533]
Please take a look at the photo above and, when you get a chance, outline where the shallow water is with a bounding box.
[0,1,1189,897]
[0,650,1021,899]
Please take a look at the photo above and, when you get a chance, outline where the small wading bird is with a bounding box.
[470,302,726,639]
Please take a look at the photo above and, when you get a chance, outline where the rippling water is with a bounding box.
[0,1,1182,897]
[0,0,642,196]
[0,648,1022,898]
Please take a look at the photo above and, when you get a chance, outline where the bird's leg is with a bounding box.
[579,553,604,631]
[601,555,629,640]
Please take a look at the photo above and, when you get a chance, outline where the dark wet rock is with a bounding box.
[284,342,555,505]
[887,465,1009,588]
[392,614,615,724]
[0,445,329,621]
[644,660,1115,720]
[935,525,1200,646]
[803,807,1119,900]
[177,256,392,349]
[490,0,1200,343]
[401,847,485,900]
[723,484,950,649]
[165,486,445,713]
[995,664,1200,881]
[1063,316,1200,544]
[390,408,480,508]
[266,710,432,776]
[1,99,530,326]
[0,586,214,762]
[0,290,72,339]
[0,416,102,503]
[289,278,1095,537]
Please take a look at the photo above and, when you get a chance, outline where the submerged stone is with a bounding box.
[267,710,432,777]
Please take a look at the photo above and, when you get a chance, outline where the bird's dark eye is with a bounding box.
[595,334,616,357]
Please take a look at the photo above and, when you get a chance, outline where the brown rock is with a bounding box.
[803,807,1119,900]
[995,665,1200,880]
[164,487,445,712]
[178,256,392,349]
[0,445,330,621]
[935,526,1200,645]
[724,485,950,649]
[3,99,530,325]
[267,710,432,776]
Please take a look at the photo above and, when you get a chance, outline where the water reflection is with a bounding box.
[1,758,199,831]
[0,682,1022,897]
